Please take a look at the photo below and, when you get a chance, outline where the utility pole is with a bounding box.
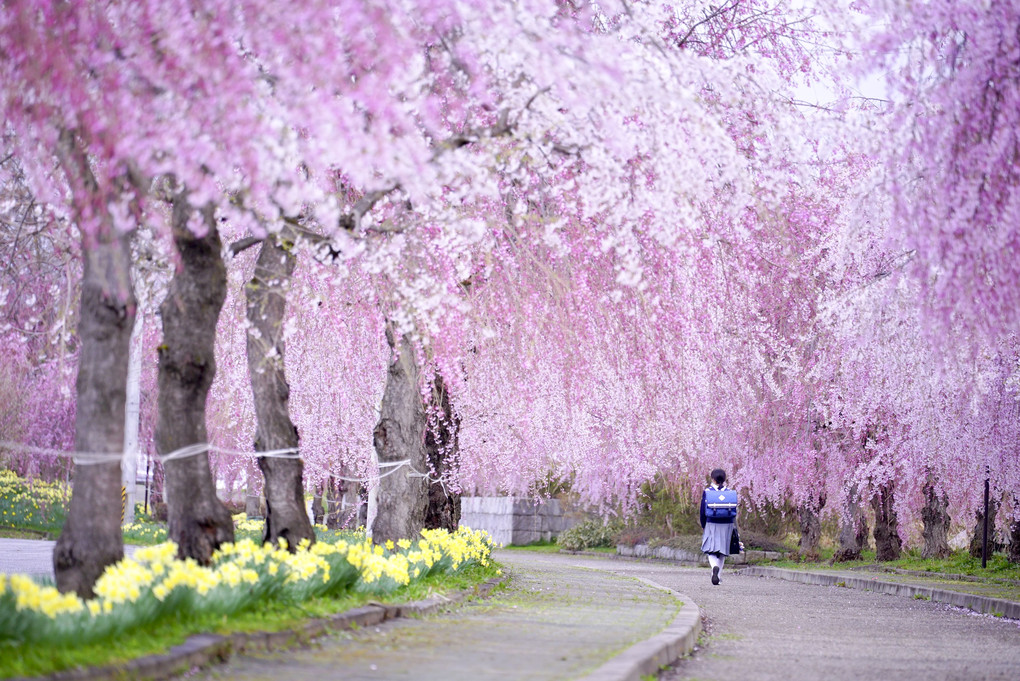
[981,476,990,569]
[122,312,144,525]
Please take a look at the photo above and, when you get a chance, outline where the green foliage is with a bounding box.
[893,550,1020,581]
[121,517,168,545]
[738,530,795,553]
[737,499,799,538]
[557,517,624,551]
[503,539,562,552]
[766,548,1020,583]
[633,473,701,537]
[614,474,794,554]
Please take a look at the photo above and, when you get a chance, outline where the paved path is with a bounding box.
[5,542,1020,679]
[0,539,137,581]
[199,550,682,681]
[568,557,1020,681]
[0,538,59,580]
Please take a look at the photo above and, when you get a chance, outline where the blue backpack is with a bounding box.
[705,487,738,519]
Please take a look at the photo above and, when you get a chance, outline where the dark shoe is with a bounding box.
[711,566,720,585]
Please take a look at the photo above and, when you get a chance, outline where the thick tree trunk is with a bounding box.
[970,496,1003,557]
[871,482,902,561]
[245,236,314,550]
[921,476,952,559]
[833,484,869,562]
[423,374,461,531]
[798,494,825,561]
[371,327,428,543]
[157,197,233,563]
[53,229,136,597]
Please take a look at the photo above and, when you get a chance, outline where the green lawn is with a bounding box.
[758,548,1020,603]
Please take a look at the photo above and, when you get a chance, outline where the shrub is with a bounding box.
[557,518,624,551]
[738,530,791,553]
[616,525,655,548]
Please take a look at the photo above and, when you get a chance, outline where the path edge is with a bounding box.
[577,577,702,681]
[11,575,509,681]
[739,566,1020,620]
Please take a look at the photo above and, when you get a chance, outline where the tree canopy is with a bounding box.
[1,0,1017,556]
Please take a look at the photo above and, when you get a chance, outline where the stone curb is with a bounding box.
[738,566,1020,620]
[13,576,508,681]
[847,564,1020,587]
[616,544,786,565]
[577,577,702,681]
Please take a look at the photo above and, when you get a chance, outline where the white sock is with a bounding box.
[707,554,722,570]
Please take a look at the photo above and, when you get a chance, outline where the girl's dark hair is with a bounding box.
[710,469,726,484]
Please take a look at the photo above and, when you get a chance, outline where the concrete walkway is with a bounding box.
[196,551,1020,681]
[571,556,1020,681]
[0,538,59,580]
[197,550,686,681]
[0,539,137,582]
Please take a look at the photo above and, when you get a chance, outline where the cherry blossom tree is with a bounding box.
[19,0,1014,588]
[813,0,1020,557]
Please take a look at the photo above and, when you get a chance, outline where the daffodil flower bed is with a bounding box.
[0,469,69,535]
[0,527,494,647]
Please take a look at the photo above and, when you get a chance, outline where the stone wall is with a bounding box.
[460,497,577,546]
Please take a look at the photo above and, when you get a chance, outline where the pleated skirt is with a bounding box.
[701,521,735,556]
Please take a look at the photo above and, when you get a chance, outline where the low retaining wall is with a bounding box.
[617,543,785,565]
[461,497,580,546]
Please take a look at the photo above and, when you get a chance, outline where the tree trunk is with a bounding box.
[833,484,869,562]
[326,475,342,529]
[157,197,233,563]
[311,482,324,526]
[371,327,428,544]
[244,467,265,518]
[871,482,902,561]
[423,374,461,531]
[921,476,952,559]
[245,235,314,550]
[970,496,1003,557]
[1008,499,1020,565]
[346,479,367,528]
[798,494,825,561]
[53,228,136,597]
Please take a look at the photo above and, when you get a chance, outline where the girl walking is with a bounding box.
[700,468,739,585]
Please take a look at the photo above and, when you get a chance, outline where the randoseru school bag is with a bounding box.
[705,487,738,519]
